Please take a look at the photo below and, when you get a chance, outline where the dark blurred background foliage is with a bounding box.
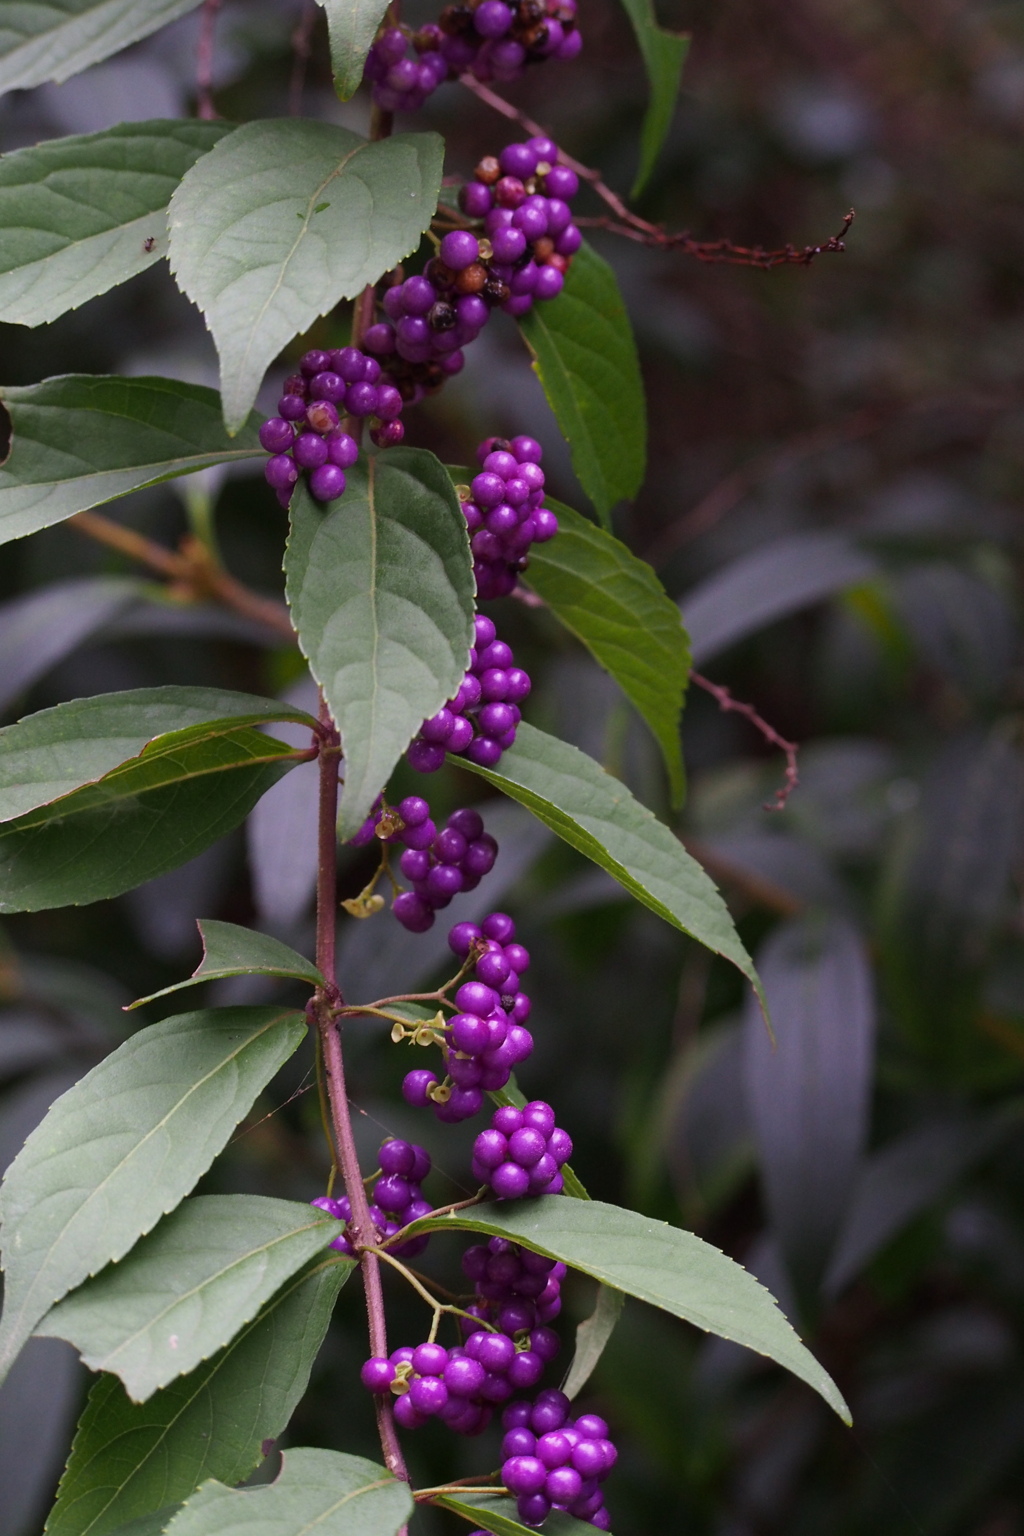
[4,1,1024,1532]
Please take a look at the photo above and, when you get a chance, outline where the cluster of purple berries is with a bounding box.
[500,1393,616,1529]
[311,1138,431,1259]
[258,346,404,506]
[401,912,533,1121]
[472,1100,571,1198]
[361,138,579,405]
[460,433,558,599]
[350,799,498,933]
[462,1236,564,1334]
[360,1317,558,1435]
[363,0,580,115]
[407,614,530,774]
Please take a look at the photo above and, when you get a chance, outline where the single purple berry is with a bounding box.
[460,181,494,218]
[264,453,298,490]
[402,1068,438,1106]
[440,230,481,270]
[455,980,498,1015]
[444,1355,486,1396]
[293,431,329,469]
[360,1356,395,1392]
[503,1456,547,1497]
[492,1161,531,1199]
[259,416,294,453]
[408,1375,448,1415]
[543,163,579,199]
[393,891,435,933]
[325,430,359,467]
[406,739,446,773]
[379,1138,417,1177]
[308,463,346,501]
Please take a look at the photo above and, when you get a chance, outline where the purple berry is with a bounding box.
[393,891,435,933]
[379,1138,417,1176]
[402,1068,438,1107]
[259,416,294,453]
[360,1356,395,1392]
[407,739,446,773]
[492,1162,531,1199]
[264,453,298,490]
[440,230,481,270]
[308,463,346,501]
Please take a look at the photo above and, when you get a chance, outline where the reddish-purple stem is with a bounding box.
[313,695,409,1484]
[690,671,800,810]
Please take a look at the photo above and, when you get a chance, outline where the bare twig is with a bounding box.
[459,74,853,270]
[690,670,800,810]
[69,510,296,642]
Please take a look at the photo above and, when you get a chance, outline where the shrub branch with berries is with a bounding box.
[0,7,851,1536]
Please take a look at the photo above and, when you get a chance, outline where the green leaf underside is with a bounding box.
[407,1199,849,1421]
[562,1284,626,1399]
[0,722,300,912]
[0,0,204,95]
[129,920,324,1009]
[455,721,765,1010]
[167,122,444,431]
[617,0,690,197]
[0,1006,306,1385]
[37,1195,340,1400]
[286,451,475,839]
[160,1449,411,1536]
[45,1263,349,1536]
[434,1492,603,1536]
[0,376,263,546]
[524,496,690,805]
[316,0,390,99]
[0,686,316,824]
[0,121,231,328]
[518,242,646,526]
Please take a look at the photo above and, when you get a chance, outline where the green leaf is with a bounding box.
[316,0,390,99]
[105,1510,181,1536]
[433,1491,604,1536]
[561,1283,625,1400]
[45,1261,348,1536]
[129,921,324,1009]
[524,496,690,806]
[518,242,646,527]
[160,1449,411,1536]
[0,120,231,328]
[0,376,263,547]
[167,122,444,432]
[285,451,475,839]
[0,1006,306,1383]
[0,687,315,824]
[408,1197,849,1421]
[617,0,690,196]
[0,722,304,912]
[0,0,205,95]
[455,721,765,1010]
[37,1195,340,1400]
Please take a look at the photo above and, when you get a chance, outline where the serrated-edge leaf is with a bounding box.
[44,1261,350,1536]
[617,0,690,196]
[129,920,324,1009]
[0,0,205,96]
[518,241,646,525]
[0,120,233,328]
[524,495,690,805]
[0,376,264,546]
[167,122,444,431]
[285,450,475,838]
[0,686,317,825]
[455,720,766,1012]
[160,1448,412,1536]
[36,1195,340,1399]
[561,1283,625,1399]
[405,1197,849,1420]
[0,1007,307,1384]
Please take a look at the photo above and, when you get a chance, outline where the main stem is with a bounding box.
[313,695,409,1485]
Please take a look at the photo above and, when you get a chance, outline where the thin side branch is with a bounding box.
[69,510,296,642]
[690,670,800,810]
[460,74,853,270]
